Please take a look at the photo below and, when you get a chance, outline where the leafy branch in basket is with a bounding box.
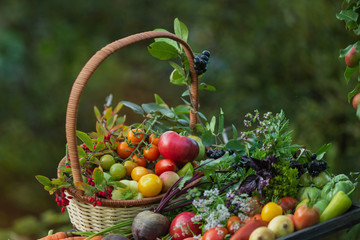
[337,0,360,118]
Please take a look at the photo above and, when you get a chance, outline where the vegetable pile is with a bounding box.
[37,18,359,240]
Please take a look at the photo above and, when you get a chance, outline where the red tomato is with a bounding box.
[169,212,202,240]
[227,216,243,235]
[293,204,320,230]
[143,144,160,162]
[155,159,177,176]
[244,213,262,224]
[247,195,263,216]
[202,227,228,240]
[278,197,299,213]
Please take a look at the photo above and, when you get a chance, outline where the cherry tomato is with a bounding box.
[155,159,177,176]
[293,204,320,230]
[131,166,149,182]
[143,144,160,162]
[261,202,283,222]
[247,195,263,216]
[123,160,138,176]
[131,154,147,167]
[202,226,228,240]
[116,141,135,159]
[149,133,160,145]
[227,216,243,235]
[127,129,145,143]
[278,197,299,213]
[138,174,162,197]
[244,213,262,224]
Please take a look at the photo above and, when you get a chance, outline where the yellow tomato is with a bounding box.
[138,174,162,197]
[261,202,283,222]
[123,160,138,176]
[131,166,149,182]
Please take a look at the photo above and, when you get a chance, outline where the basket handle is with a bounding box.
[65,31,199,189]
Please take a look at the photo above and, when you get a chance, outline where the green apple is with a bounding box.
[188,135,205,162]
[100,154,115,171]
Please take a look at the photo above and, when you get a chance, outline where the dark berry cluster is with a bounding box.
[194,50,210,75]
[305,160,327,177]
[55,188,72,212]
[206,148,234,159]
[289,160,305,177]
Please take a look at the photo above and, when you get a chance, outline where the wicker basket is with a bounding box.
[58,31,200,232]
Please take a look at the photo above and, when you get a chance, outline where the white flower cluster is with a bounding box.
[192,188,231,232]
[226,191,253,221]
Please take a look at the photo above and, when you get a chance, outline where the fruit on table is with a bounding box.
[100,154,115,171]
[132,210,170,240]
[127,129,145,143]
[249,226,275,240]
[345,46,360,68]
[111,180,142,200]
[227,216,244,235]
[177,162,193,177]
[229,219,268,240]
[267,215,294,238]
[169,212,202,240]
[158,131,199,165]
[312,171,331,188]
[320,174,355,202]
[123,160,138,176]
[138,174,162,197]
[188,135,205,162]
[149,133,160,145]
[261,202,283,222]
[117,141,135,159]
[297,187,321,202]
[277,197,299,213]
[143,144,160,162]
[109,163,126,179]
[159,171,180,192]
[155,159,177,176]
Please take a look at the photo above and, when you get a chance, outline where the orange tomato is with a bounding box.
[131,154,147,167]
[149,133,160,145]
[116,141,135,159]
[143,144,160,162]
[123,160,138,176]
[127,129,145,143]
[131,166,149,182]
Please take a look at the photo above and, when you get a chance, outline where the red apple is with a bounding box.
[159,171,180,192]
[345,46,360,68]
[169,212,202,240]
[158,131,199,165]
[155,159,177,176]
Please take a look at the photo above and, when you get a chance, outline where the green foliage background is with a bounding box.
[1,0,360,239]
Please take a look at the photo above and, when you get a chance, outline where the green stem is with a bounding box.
[82,219,133,240]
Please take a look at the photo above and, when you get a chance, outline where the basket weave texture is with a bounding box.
[59,31,199,232]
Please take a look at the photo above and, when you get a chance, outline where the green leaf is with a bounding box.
[113,102,123,114]
[339,44,355,58]
[202,130,215,146]
[106,115,116,129]
[169,61,185,77]
[76,131,94,152]
[315,143,332,160]
[94,106,102,122]
[77,146,87,158]
[181,90,189,97]
[177,166,193,190]
[199,83,216,91]
[225,140,244,151]
[154,94,166,105]
[95,141,106,152]
[96,121,108,136]
[93,168,104,186]
[173,105,190,115]
[344,66,358,84]
[336,10,359,22]
[120,101,145,115]
[174,18,188,42]
[148,41,179,60]
[356,105,360,119]
[154,28,180,51]
[104,107,112,120]
[75,182,95,196]
[232,124,239,139]
[209,116,216,133]
[348,83,360,103]
[170,69,186,85]
[35,175,53,187]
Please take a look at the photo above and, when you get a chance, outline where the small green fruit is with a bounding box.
[100,154,115,171]
[110,163,126,179]
[188,135,205,162]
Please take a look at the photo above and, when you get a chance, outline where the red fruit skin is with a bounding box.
[158,131,199,165]
[352,93,360,110]
[169,212,202,240]
[202,227,228,240]
[345,46,360,68]
[229,220,268,240]
[155,159,177,176]
[278,197,299,213]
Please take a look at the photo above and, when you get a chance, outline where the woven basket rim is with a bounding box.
[58,157,165,207]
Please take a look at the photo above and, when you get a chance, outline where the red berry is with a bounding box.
[61,207,66,213]
[96,201,102,206]
[93,202,97,207]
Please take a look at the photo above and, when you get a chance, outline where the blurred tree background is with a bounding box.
[1,0,360,239]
